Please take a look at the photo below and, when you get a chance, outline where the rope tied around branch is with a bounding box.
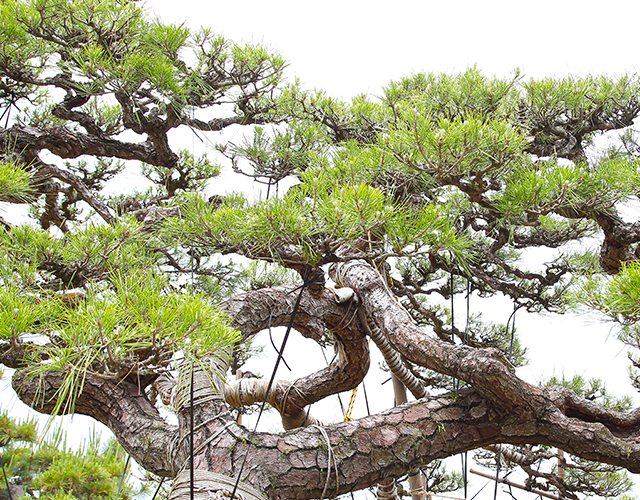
[167,360,233,477]
[169,470,265,500]
[172,360,226,413]
[331,261,427,400]
[376,478,399,500]
[310,424,340,500]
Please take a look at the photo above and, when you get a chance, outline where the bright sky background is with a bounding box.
[4,1,640,498]
[151,0,640,100]
[144,0,640,393]
[146,1,640,498]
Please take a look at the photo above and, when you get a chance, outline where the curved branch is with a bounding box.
[219,285,370,426]
[229,386,640,499]
[11,370,177,476]
[224,335,369,429]
[2,125,178,168]
[330,260,527,410]
[547,385,640,437]
[219,284,365,344]
[36,162,115,223]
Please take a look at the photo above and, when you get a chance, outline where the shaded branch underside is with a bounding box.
[7,260,640,499]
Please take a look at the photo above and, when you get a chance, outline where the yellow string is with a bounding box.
[344,385,359,421]
[344,338,371,422]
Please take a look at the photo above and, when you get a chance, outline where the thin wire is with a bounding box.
[301,405,312,427]
[116,454,131,499]
[492,300,522,500]
[1,454,13,500]
[505,477,518,500]
[267,292,295,372]
[190,361,195,500]
[320,344,346,417]
[424,464,434,492]
[268,326,292,371]
[150,477,166,500]
[230,270,321,500]
[0,91,18,129]
[507,302,522,362]
[190,246,195,291]
[462,279,471,498]
[470,480,490,500]
[361,380,372,416]
[461,452,468,499]
[464,279,471,346]
[450,270,457,391]
[0,106,11,128]
[450,271,455,343]
[188,207,195,499]
[493,445,502,500]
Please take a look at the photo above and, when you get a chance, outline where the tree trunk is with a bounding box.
[10,260,640,500]
[391,376,424,500]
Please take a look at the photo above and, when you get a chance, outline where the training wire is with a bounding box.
[321,344,346,416]
[150,477,166,500]
[190,361,195,500]
[1,454,12,500]
[462,279,472,498]
[0,90,18,129]
[230,270,321,500]
[116,454,131,499]
[493,300,521,500]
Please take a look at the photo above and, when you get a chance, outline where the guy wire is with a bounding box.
[116,454,131,499]
[230,269,322,500]
[1,454,13,500]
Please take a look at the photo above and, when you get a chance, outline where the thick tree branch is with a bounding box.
[9,272,640,499]
[221,285,370,424]
[331,260,530,410]
[11,370,177,476]
[219,386,640,499]
[2,125,179,168]
[224,334,369,428]
[219,285,362,343]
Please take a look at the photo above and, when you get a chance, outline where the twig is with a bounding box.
[470,468,560,500]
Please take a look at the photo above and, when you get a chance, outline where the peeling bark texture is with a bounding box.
[11,370,177,476]
[10,259,640,500]
[5,12,640,499]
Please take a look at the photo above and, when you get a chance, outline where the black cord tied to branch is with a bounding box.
[229,269,323,500]
[1,454,13,500]
[116,454,131,499]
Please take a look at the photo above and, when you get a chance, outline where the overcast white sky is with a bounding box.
[148,2,640,498]
[151,0,640,99]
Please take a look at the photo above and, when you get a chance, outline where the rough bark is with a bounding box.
[2,125,177,168]
[11,370,177,476]
[9,260,640,499]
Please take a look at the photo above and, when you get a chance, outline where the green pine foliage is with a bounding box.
[2,1,640,499]
[0,163,32,203]
[0,220,240,415]
[0,410,132,499]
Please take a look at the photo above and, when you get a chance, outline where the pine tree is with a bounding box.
[0,395,132,499]
[1,1,640,499]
